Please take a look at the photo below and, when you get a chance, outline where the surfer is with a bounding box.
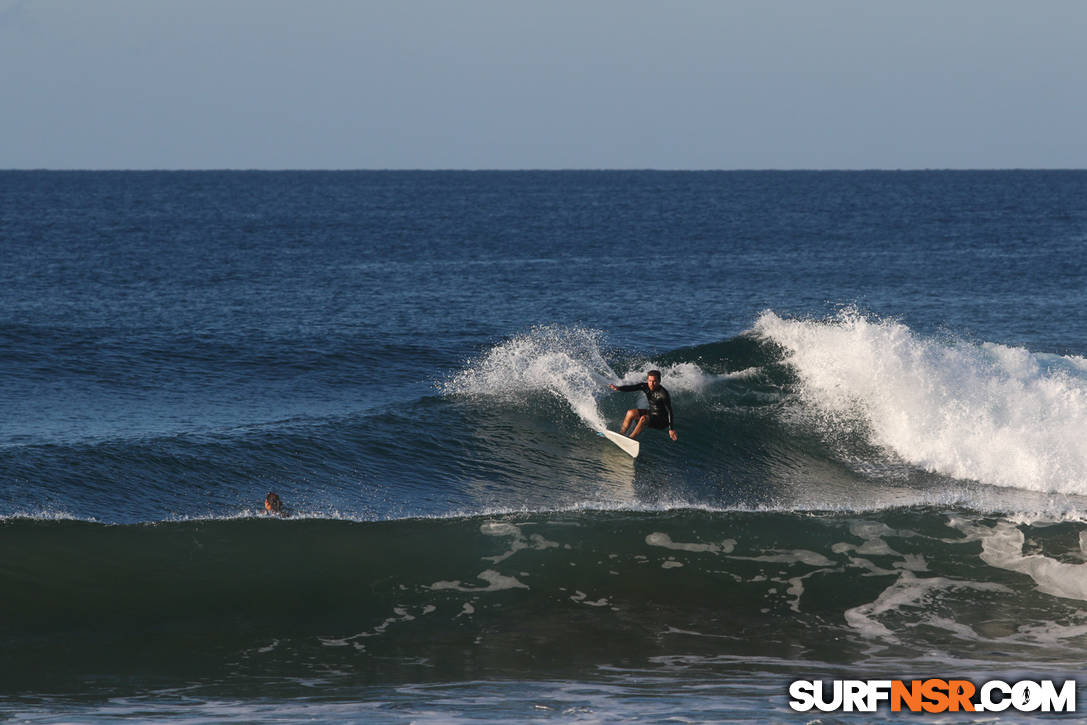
[609,370,678,441]
[264,492,288,517]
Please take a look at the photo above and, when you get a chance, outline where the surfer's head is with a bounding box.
[647,370,661,390]
[265,492,284,516]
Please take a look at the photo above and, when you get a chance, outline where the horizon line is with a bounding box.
[3,167,1087,173]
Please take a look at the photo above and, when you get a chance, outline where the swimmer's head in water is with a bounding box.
[265,492,284,515]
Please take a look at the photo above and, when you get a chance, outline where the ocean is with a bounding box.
[2,170,1086,722]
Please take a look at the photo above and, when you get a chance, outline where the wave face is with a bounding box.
[6,508,1087,697]
[7,315,1087,526]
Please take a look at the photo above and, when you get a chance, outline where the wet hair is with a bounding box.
[265,492,284,515]
[648,370,662,380]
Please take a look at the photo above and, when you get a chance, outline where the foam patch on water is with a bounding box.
[0,509,90,522]
[645,532,736,553]
[735,550,835,567]
[480,521,561,564]
[318,605,437,649]
[755,308,1087,495]
[429,569,530,592]
[844,572,1010,642]
[950,517,1087,602]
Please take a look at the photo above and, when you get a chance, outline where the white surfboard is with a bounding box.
[600,429,640,458]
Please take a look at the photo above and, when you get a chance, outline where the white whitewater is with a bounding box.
[756,308,1087,495]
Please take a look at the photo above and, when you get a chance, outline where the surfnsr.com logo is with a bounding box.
[789,679,1077,713]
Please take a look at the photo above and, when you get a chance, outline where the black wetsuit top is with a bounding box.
[616,382,675,430]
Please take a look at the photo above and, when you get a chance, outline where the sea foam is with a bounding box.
[755,309,1087,495]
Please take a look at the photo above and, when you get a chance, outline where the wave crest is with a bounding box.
[755,308,1087,494]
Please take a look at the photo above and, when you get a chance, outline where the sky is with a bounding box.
[1,0,1085,169]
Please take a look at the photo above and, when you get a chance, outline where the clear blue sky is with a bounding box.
[2,0,1085,169]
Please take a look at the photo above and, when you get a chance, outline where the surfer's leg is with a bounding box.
[619,408,639,435]
[630,414,648,439]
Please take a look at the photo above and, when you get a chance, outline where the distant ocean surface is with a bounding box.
[3,170,1087,723]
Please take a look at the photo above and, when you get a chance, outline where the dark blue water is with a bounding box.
[3,171,1087,722]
